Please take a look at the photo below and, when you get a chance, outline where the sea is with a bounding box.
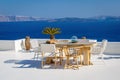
[0,20,120,42]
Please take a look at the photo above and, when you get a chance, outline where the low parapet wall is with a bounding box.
[104,42,120,55]
[0,39,120,55]
[14,39,120,54]
[0,40,15,50]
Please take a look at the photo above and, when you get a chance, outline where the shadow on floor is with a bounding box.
[103,56,120,60]
[4,59,65,69]
[4,59,41,69]
[103,53,120,60]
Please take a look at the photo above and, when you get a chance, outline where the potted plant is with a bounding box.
[42,27,61,44]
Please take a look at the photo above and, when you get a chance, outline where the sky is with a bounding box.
[0,0,120,18]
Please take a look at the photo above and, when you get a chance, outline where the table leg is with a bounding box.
[83,47,91,65]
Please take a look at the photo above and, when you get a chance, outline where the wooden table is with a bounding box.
[56,41,96,65]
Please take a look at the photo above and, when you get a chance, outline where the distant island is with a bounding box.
[0,15,49,22]
[0,15,120,22]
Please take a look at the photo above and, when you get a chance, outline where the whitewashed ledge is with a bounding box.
[0,40,15,50]
[0,39,120,55]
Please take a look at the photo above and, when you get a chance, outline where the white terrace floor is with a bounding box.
[0,50,120,80]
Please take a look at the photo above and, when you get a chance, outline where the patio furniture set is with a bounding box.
[32,39,107,69]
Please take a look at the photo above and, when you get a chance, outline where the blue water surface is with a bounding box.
[0,20,120,41]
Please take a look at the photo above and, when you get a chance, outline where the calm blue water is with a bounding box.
[0,20,120,41]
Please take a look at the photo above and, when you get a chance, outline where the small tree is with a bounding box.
[42,27,61,39]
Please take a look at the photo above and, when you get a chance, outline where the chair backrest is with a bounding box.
[40,44,57,57]
[34,46,41,52]
[30,39,39,49]
[101,39,108,51]
[40,44,56,53]
[91,39,108,55]
[21,40,26,50]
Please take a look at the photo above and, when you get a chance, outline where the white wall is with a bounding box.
[0,40,15,50]
[14,39,120,54]
[0,39,120,55]
[14,39,24,52]
[104,42,120,55]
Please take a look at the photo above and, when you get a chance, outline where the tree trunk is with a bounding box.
[50,35,55,39]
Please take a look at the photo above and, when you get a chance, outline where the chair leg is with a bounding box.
[54,60,57,69]
[34,53,36,59]
[41,60,44,69]
[100,54,105,64]
[41,52,44,68]
[37,53,40,60]
[79,55,83,65]
[76,58,79,67]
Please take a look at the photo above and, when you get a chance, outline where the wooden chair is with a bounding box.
[40,44,62,69]
[63,46,83,69]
